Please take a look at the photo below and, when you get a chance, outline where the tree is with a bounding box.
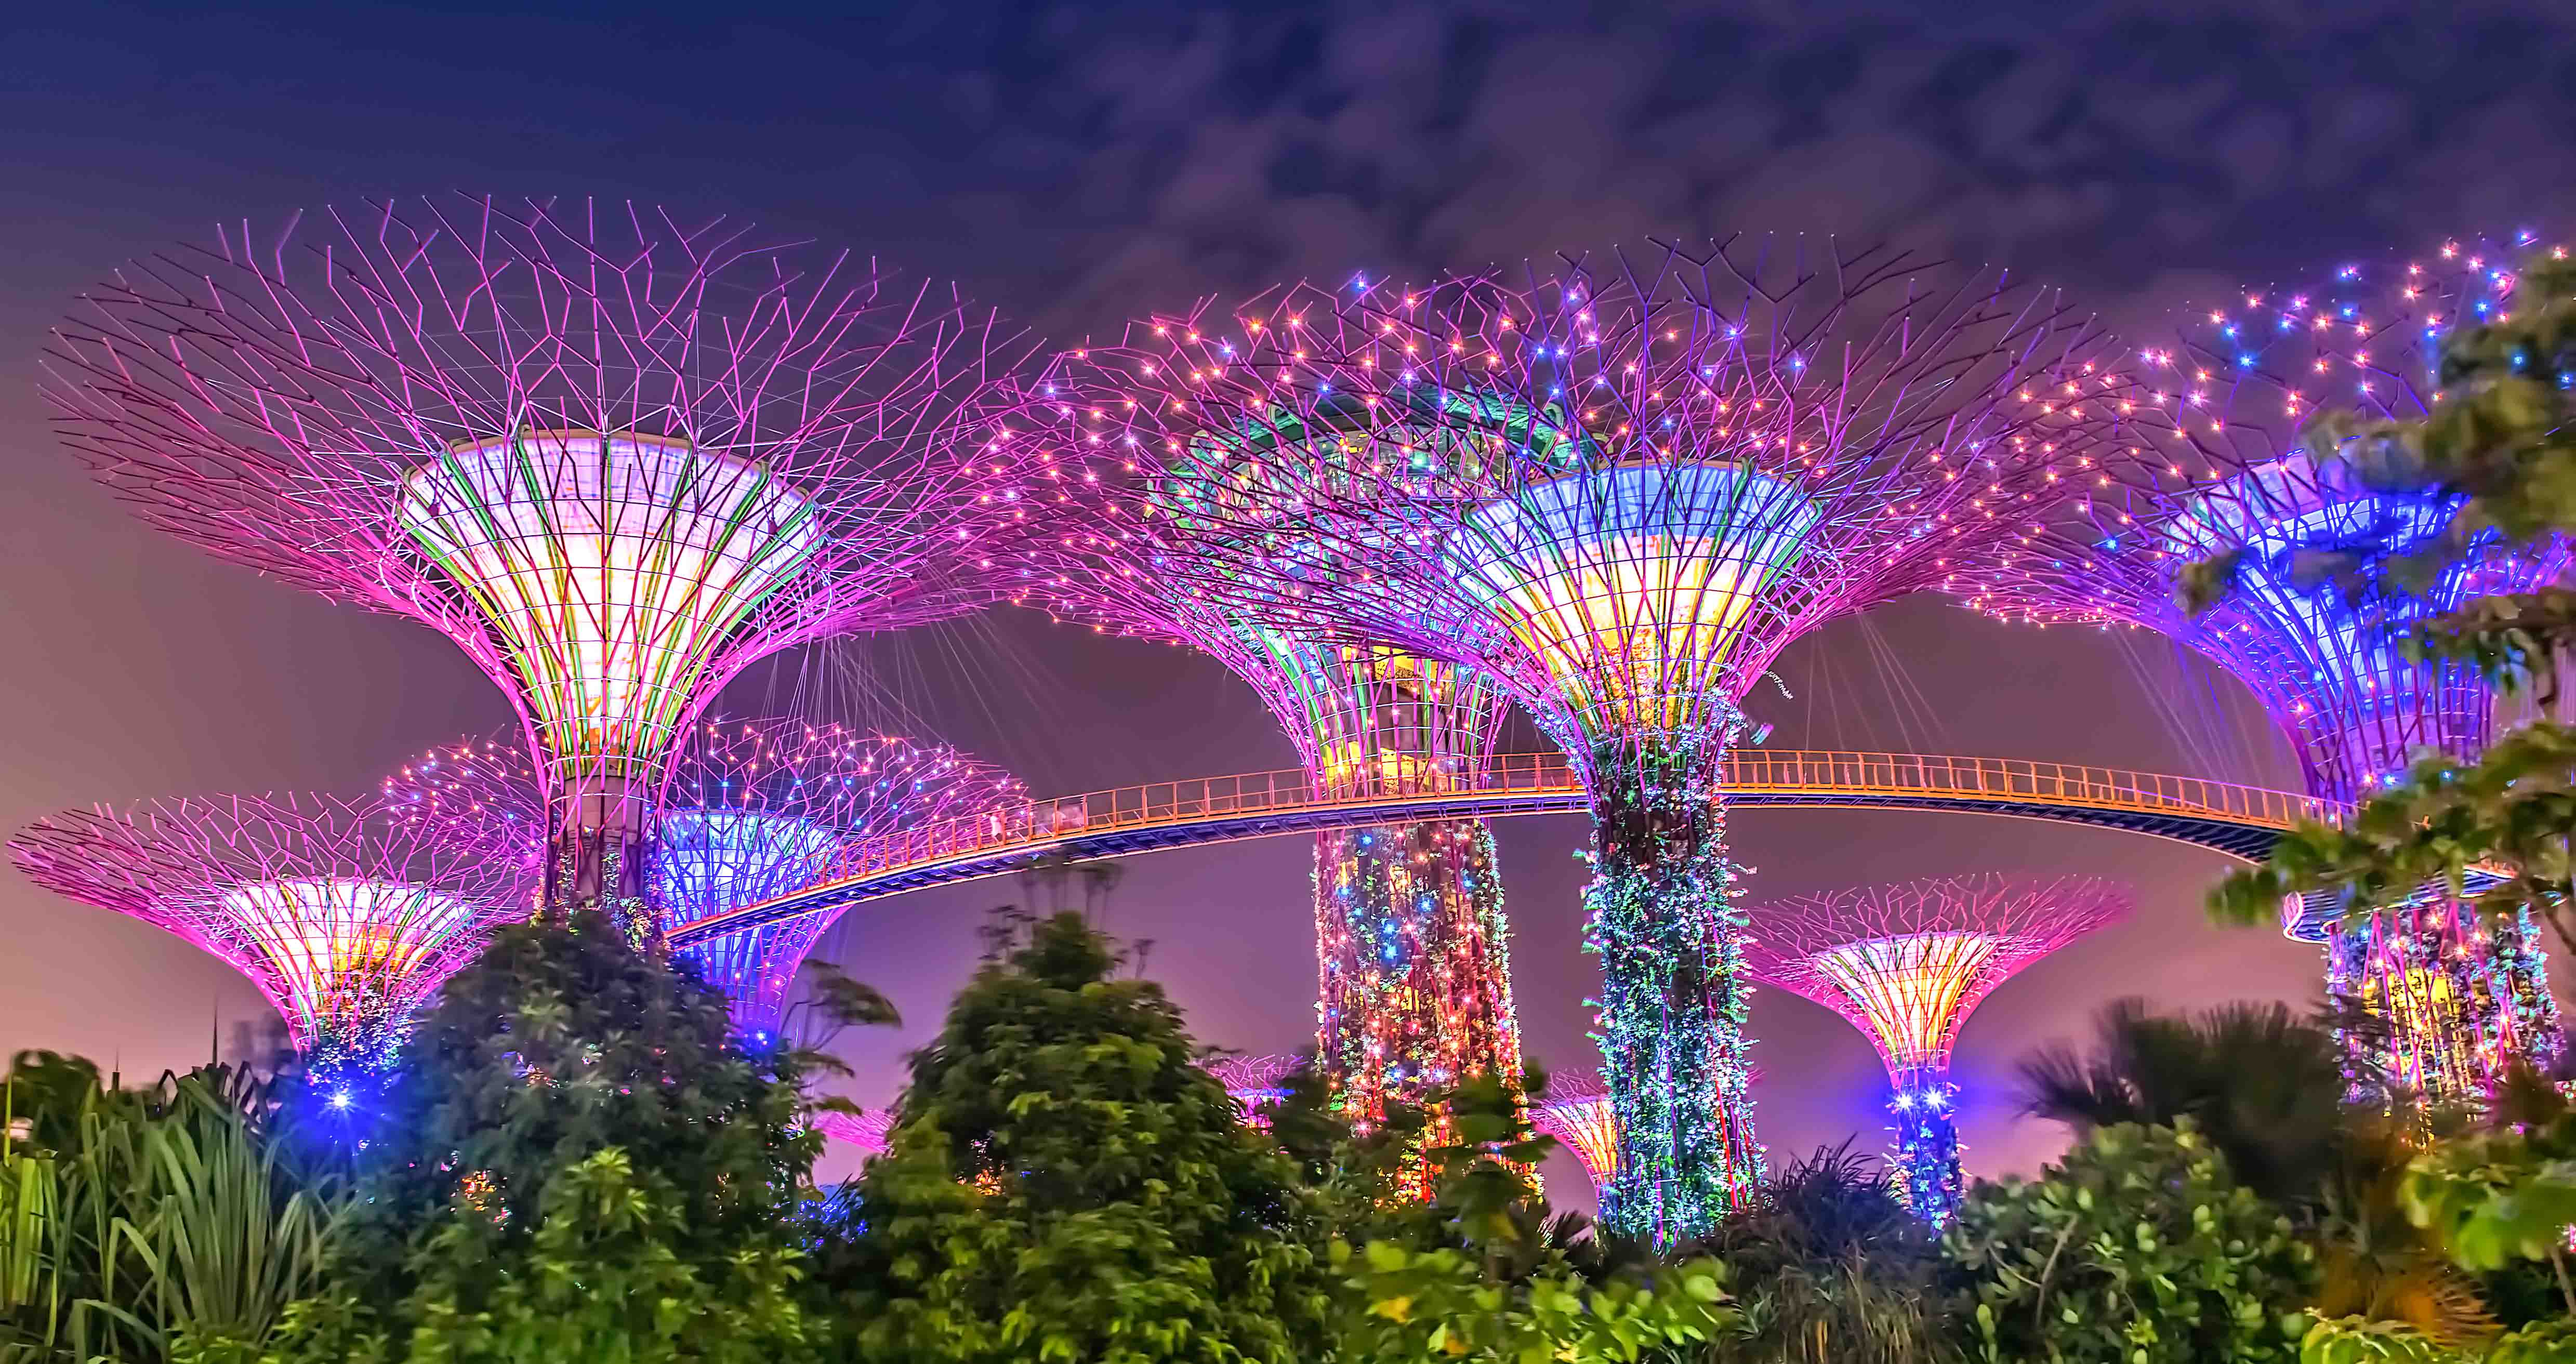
[1943,1121,2318,1364]
[262,909,851,1362]
[1689,1144,1943,1364]
[828,909,1340,1362]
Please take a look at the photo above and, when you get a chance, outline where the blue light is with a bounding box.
[329,1090,352,1110]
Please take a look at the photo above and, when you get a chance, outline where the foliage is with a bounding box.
[1943,1121,2317,1364]
[260,910,853,1361]
[1689,1143,1942,1364]
[2017,998,2351,1207]
[0,1051,349,1362]
[826,909,1338,1362]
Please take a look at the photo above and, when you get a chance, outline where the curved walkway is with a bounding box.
[668,750,2330,948]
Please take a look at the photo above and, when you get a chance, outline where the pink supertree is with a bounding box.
[1019,487,1522,1184]
[384,719,1023,1037]
[1530,1069,1622,1198]
[1204,1053,1304,1129]
[10,792,541,1093]
[1022,240,2129,1239]
[1951,230,2568,1105]
[48,195,1049,943]
[814,1108,894,1155]
[1741,875,2126,1227]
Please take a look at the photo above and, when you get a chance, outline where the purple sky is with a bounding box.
[6,0,2576,1205]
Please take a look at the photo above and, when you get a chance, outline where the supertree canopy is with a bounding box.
[1953,232,2568,1104]
[383,720,1023,1037]
[1020,468,1523,1192]
[1025,240,2122,1239]
[1204,1053,1304,1129]
[10,792,540,1094]
[49,195,1045,943]
[815,1109,894,1155]
[1742,875,2126,1227]
[1530,1068,1621,1198]
[649,719,1024,1038]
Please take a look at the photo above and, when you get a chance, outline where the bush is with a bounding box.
[1943,1120,2317,1364]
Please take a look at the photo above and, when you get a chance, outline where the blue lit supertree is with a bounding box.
[1025,242,2123,1238]
[385,722,1023,1038]
[1742,876,2126,1227]
[1954,232,2570,1104]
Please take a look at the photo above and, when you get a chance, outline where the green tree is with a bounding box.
[1688,1144,1941,1364]
[828,909,1339,1362]
[1943,1121,2318,1364]
[263,909,852,1362]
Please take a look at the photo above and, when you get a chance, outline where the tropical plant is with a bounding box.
[827,909,1339,1362]
[2018,997,2352,1207]
[1688,1143,1941,1364]
[258,909,872,1361]
[1943,1120,2318,1364]
[0,1051,349,1361]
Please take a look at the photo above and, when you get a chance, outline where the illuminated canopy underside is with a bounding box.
[399,431,822,786]
[210,877,477,1040]
[1445,462,1820,738]
[1815,932,1999,1070]
[1534,1094,1623,1187]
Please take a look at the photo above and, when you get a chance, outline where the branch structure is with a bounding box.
[11,792,541,1094]
[1742,875,2126,1226]
[1951,231,2568,1103]
[1019,239,2127,1239]
[50,194,1049,939]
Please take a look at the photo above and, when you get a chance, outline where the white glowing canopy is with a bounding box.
[399,431,822,785]
[1443,462,1820,736]
[1815,931,1999,1069]
[214,877,478,1036]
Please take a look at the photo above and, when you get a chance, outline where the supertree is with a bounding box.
[815,1109,894,1155]
[49,195,1045,944]
[1019,498,1523,1190]
[1024,240,2122,1237]
[1530,1069,1621,1200]
[1953,231,2568,1105]
[383,720,1023,1037]
[1740,875,2126,1227]
[1205,1053,1304,1130]
[10,792,541,1098]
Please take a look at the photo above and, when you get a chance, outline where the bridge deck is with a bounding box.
[667,750,2330,947]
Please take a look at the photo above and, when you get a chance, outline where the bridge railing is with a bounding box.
[807,750,2335,904]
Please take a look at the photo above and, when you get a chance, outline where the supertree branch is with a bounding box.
[381,718,1023,1038]
[1742,874,2127,1226]
[1530,1069,1622,1198]
[1014,237,2131,1242]
[1951,229,2571,1105]
[10,792,542,1091]
[47,194,1054,932]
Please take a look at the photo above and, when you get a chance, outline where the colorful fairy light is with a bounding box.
[10,793,540,1094]
[1951,231,2568,1103]
[49,194,1046,942]
[1025,242,2126,1239]
[1742,876,2126,1227]
[1016,409,1525,1198]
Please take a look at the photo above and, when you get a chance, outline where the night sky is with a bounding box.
[7,0,2576,1203]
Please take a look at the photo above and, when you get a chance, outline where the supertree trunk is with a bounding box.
[1887,1065,1963,1228]
[2328,898,2563,1107]
[1314,816,1523,1199]
[545,777,657,949]
[1585,731,1761,1240]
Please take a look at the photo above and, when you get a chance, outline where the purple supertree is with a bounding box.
[1023,241,2125,1238]
[1204,1053,1304,1130]
[384,720,1023,1037]
[1741,875,2126,1227]
[1530,1069,1622,1199]
[1019,504,1523,1184]
[814,1109,894,1155]
[10,792,541,1096]
[48,195,1048,943]
[1952,231,2568,1105]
